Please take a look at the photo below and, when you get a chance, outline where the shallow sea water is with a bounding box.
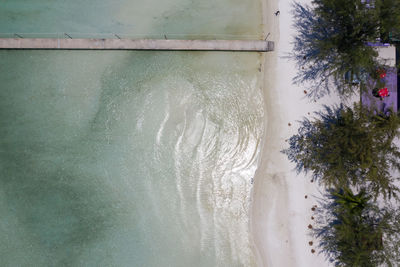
[0,1,265,266]
[0,0,262,38]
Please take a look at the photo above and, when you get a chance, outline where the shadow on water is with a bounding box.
[0,153,115,266]
[0,51,124,266]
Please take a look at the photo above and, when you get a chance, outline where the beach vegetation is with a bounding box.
[313,188,400,266]
[291,0,400,99]
[283,103,400,199]
[375,0,400,43]
[289,1,400,265]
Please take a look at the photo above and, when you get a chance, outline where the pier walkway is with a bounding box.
[0,38,274,52]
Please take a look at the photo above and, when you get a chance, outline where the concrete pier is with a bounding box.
[0,38,274,52]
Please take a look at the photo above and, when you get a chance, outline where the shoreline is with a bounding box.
[250,0,342,266]
[250,0,287,264]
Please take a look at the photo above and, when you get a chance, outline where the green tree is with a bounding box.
[291,0,400,99]
[283,103,400,199]
[314,188,400,266]
[376,0,400,43]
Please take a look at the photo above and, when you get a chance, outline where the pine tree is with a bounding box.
[376,0,400,42]
[314,188,400,266]
[291,0,400,99]
[283,103,400,199]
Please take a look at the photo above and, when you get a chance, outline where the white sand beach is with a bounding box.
[251,0,343,266]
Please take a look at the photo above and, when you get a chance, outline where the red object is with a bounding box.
[378,88,389,97]
[377,69,386,79]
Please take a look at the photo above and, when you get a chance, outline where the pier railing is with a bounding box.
[0,32,273,52]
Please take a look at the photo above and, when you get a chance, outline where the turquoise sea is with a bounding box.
[0,1,265,266]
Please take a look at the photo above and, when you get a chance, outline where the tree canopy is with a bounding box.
[288,1,400,265]
[291,0,400,98]
[283,103,400,199]
[375,0,400,43]
[314,188,400,266]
